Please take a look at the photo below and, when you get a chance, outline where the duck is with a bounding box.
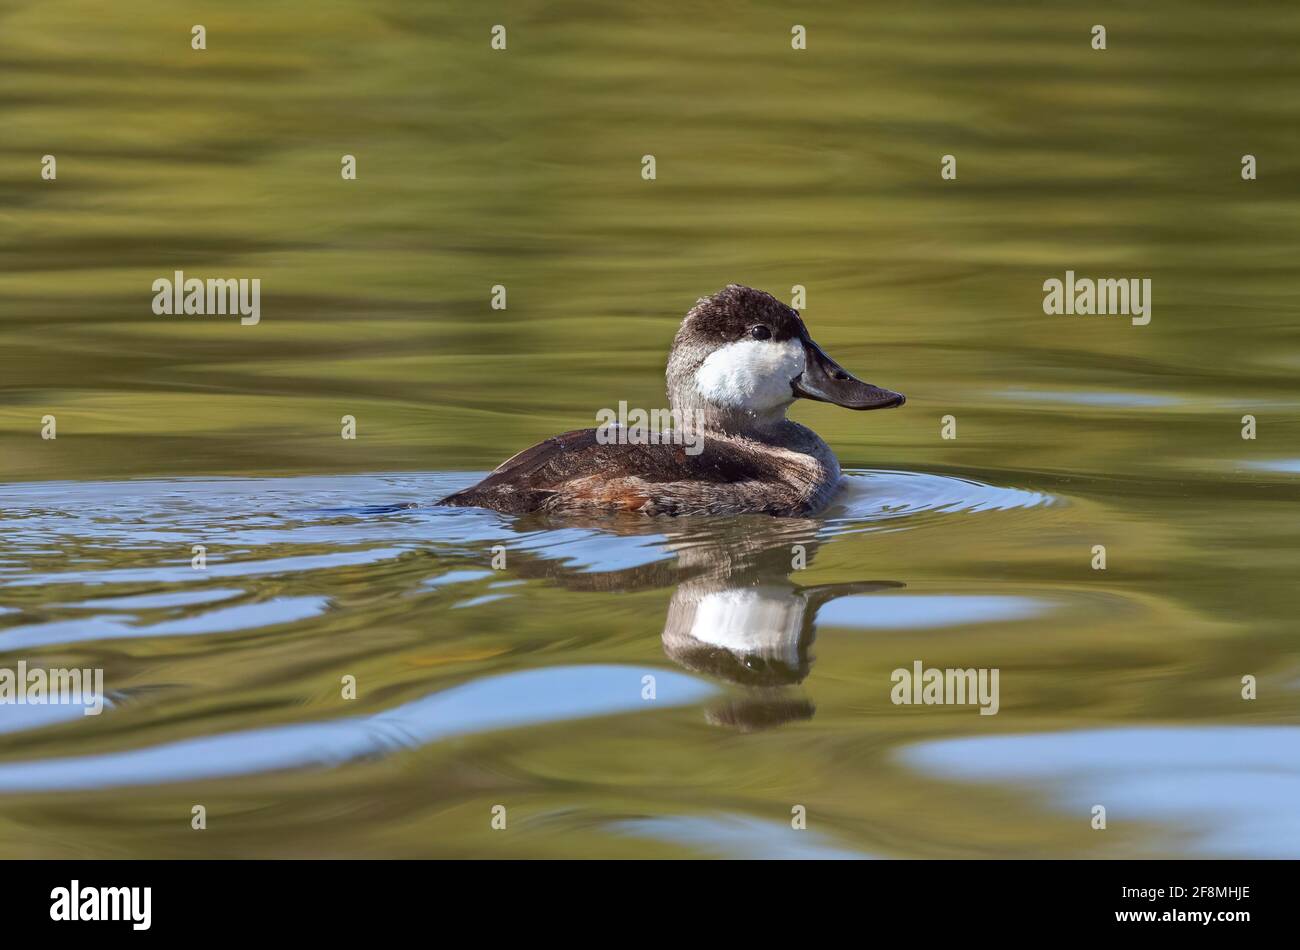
[437,284,904,517]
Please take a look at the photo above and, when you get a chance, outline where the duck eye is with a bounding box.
[749,325,771,340]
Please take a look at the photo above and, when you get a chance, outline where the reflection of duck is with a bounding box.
[498,515,901,731]
[439,285,904,517]
[663,574,900,689]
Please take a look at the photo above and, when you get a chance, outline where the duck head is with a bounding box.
[666,284,905,431]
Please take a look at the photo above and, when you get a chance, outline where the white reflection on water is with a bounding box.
[901,726,1300,857]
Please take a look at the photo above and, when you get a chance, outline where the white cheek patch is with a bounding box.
[695,338,805,411]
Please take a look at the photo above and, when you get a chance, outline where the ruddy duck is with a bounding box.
[438,284,904,517]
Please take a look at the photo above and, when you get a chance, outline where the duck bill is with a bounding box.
[793,338,905,410]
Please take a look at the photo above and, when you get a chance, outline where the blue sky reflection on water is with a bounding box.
[901,727,1300,858]
[0,665,716,793]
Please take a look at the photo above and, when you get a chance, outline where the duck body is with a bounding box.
[437,285,903,518]
[438,420,841,517]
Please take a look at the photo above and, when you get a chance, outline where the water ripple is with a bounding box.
[0,665,714,793]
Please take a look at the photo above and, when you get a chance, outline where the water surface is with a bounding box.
[2,0,1299,857]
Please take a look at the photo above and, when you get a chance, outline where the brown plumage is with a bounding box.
[437,427,822,516]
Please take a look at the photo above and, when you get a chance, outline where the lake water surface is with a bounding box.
[1,0,1299,857]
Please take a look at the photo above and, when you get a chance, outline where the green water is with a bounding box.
[0,1,1298,857]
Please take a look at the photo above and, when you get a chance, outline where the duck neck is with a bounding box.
[668,388,796,444]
